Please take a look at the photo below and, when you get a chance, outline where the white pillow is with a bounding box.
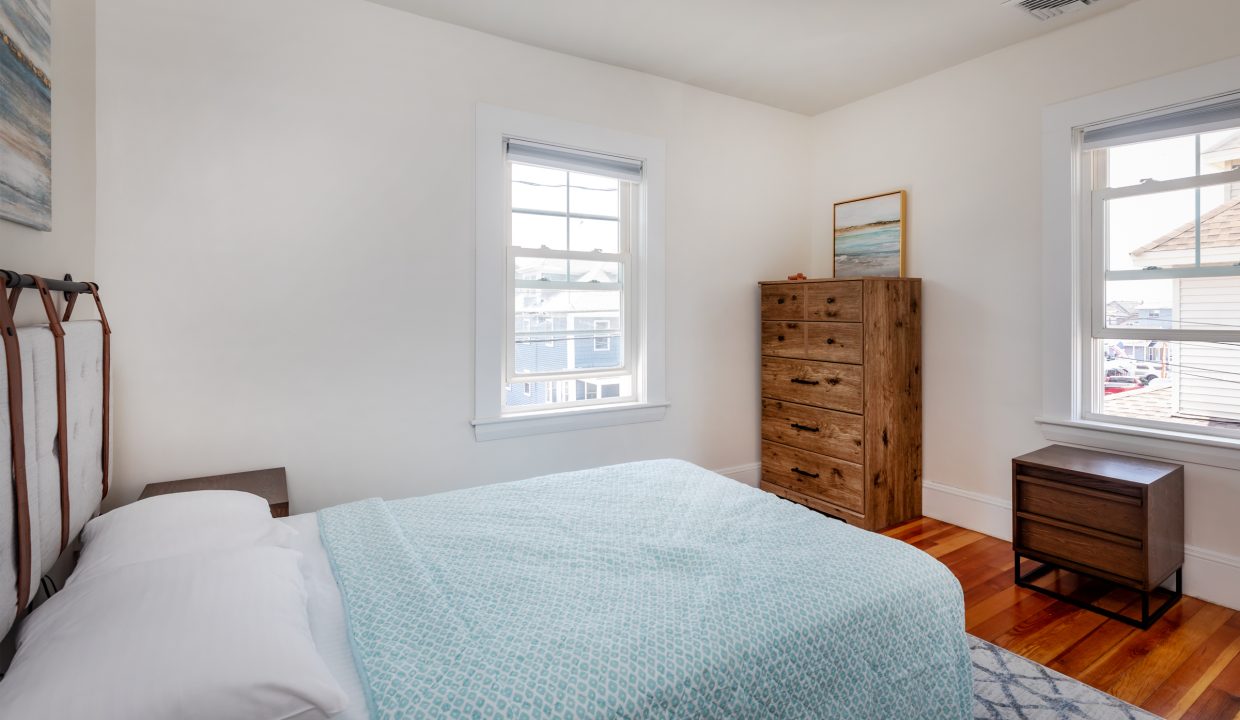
[0,546,348,720]
[71,490,297,586]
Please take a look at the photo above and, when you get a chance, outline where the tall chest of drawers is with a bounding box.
[758,277,922,531]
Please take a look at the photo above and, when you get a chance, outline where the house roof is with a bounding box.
[1132,195,1240,258]
[1103,385,1240,429]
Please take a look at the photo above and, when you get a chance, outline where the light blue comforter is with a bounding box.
[319,460,971,719]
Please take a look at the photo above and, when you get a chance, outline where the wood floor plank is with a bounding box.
[1145,614,1240,719]
[885,517,1240,720]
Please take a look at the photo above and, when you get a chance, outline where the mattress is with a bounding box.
[313,460,973,719]
[281,513,369,720]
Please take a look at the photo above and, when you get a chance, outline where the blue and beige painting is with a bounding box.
[0,0,51,231]
[834,192,902,278]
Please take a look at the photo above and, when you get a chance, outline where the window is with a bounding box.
[473,106,667,440]
[506,141,637,411]
[593,320,611,352]
[1079,94,1240,436]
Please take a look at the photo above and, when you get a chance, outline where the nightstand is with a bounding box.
[139,467,290,518]
[1012,445,1183,629]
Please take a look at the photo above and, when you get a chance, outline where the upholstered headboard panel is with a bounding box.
[0,321,105,637]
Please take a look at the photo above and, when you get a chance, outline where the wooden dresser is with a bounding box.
[1012,445,1184,628]
[758,277,922,531]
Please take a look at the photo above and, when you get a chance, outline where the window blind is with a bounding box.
[506,139,643,182]
[1082,93,1240,150]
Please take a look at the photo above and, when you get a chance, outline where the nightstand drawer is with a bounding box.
[1015,475,1143,540]
[760,357,863,414]
[1016,515,1144,582]
[762,441,863,513]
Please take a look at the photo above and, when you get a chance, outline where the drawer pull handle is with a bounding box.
[825,338,836,345]
[826,297,836,304]
[790,423,820,433]
[790,378,820,386]
[791,467,820,479]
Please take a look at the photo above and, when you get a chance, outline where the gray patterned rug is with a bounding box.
[971,635,1160,719]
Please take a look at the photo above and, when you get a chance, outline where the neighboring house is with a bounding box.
[1131,180,1240,421]
[505,264,623,408]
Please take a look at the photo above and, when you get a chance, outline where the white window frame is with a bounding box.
[1039,55,1240,470]
[473,105,668,441]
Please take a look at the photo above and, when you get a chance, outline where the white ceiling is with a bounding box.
[367,0,1132,115]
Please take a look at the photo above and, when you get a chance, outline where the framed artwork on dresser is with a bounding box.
[833,190,905,278]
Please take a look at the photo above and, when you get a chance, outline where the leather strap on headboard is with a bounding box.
[63,283,112,498]
[30,276,71,552]
[0,289,31,618]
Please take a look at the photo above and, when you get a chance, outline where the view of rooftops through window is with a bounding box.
[1099,124,1240,431]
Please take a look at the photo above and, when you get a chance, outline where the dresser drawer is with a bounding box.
[805,282,862,322]
[761,322,806,358]
[761,399,863,463]
[762,441,863,513]
[805,322,863,364]
[1016,476,1144,540]
[761,283,805,320]
[1016,516,1144,582]
[761,357,863,414]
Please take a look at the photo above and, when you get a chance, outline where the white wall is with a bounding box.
[1,0,95,326]
[810,0,1240,608]
[95,0,811,512]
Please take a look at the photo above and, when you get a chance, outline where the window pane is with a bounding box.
[568,259,620,284]
[1099,339,1240,430]
[514,289,623,375]
[514,256,567,283]
[515,288,620,314]
[1106,189,1196,271]
[569,172,619,218]
[504,375,632,409]
[512,212,567,251]
[1198,186,1240,267]
[1106,276,1240,332]
[1199,126,1240,179]
[570,217,619,253]
[1107,135,1196,188]
[1104,279,1176,331]
[511,163,566,213]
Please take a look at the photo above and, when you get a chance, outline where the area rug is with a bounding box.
[971,635,1161,720]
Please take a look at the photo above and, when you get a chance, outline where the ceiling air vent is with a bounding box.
[1003,0,1097,20]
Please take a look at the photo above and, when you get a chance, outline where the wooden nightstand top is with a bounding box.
[139,467,289,517]
[1013,444,1181,485]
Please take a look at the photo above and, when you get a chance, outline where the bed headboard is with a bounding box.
[0,277,110,639]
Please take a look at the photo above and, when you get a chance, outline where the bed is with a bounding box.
[0,317,971,718]
[289,460,972,719]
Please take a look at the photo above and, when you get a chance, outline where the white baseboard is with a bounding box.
[923,480,1240,612]
[715,462,760,487]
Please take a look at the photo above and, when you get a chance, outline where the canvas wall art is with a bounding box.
[833,190,905,278]
[0,0,52,231]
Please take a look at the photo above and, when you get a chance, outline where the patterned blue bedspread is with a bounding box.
[319,460,971,719]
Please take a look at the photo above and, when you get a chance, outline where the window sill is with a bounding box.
[1035,415,1240,471]
[472,401,669,441]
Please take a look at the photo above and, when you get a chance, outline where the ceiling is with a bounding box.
[366,0,1132,115]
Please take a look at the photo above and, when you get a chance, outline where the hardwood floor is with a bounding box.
[884,517,1240,720]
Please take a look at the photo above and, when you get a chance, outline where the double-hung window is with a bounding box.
[504,140,638,412]
[473,106,667,440]
[1080,94,1240,436]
